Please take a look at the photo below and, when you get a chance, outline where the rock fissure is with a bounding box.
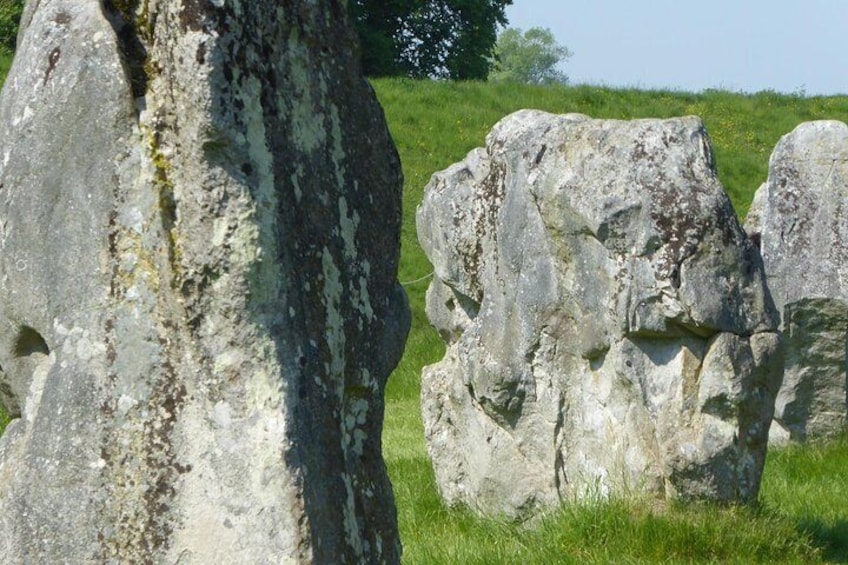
[102,0,150,104]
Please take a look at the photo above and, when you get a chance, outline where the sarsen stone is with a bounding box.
[419,110,782,517]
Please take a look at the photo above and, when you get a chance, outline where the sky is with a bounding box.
[505,0,847,96]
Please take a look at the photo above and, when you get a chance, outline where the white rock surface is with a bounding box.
[419,111,782,517]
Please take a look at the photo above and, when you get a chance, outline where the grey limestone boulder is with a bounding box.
[746,121,848,442]
[418,110,782,517]
[0,1,408,563]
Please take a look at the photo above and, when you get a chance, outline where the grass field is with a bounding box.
[2,52,848,562]
[0,52,10,80]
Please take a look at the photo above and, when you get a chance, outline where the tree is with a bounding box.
[0,0,24,54]
[349,0,512,80]
[490,27,572,85]
[348,0,413,77]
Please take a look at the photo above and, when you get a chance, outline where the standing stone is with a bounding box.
[778,298,848,440]
[0,1,408,563]
[745,121,848,442]
[418,111,782,517]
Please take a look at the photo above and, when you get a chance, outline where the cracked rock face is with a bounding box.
[0,1,408,563]
[745,121,848,442]
[418,111,782,517]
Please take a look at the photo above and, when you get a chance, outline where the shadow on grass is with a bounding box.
[799,519,848,563]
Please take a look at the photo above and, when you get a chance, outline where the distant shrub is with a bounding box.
[490,27,572,85]
[0,0,24,54]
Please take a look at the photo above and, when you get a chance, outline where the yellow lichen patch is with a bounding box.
[143,126,183,277]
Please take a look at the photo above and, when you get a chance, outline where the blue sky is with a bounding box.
[505,0,847,95]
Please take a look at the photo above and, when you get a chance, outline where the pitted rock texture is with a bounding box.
[746,121,848,442]
[0,1,408,563]
[418,110,782,517]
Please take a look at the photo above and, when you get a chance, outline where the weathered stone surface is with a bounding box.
[774,298,848,441]
[746,121,848,308]
[418,110,781,517]
[746,121,848,441]
[0,1,408,563]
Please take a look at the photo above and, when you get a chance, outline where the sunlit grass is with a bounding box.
[388,473,825,563]
[0,51,11,79]
[761,433,848,562]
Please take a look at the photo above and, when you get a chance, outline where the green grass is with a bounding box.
[384,435,847,563]
[0,50,9,75]
[0,51,10,78]
[2,55,848,562]
[761,434,848,562]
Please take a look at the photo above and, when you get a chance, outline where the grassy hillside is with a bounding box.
[373,78,848,563]
[2,53,848,561]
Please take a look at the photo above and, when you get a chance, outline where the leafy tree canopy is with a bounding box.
[490,26,572,85]
[349,0,512,80]
[0,0,24,54]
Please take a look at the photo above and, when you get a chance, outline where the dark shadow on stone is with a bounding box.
[13,325,49,358]
[0,325,51,420]
[192,2,406,561]
[101,1,149,102]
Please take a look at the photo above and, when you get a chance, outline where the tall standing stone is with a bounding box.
[0,1,408,562]
[745,121,848,441]
[418,111,782,517]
